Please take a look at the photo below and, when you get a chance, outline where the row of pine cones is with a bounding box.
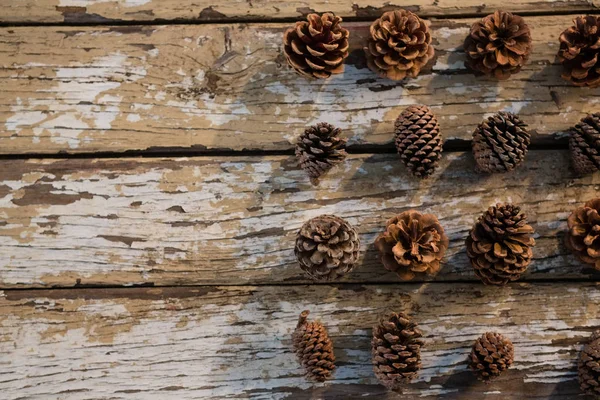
[284,9,600,87]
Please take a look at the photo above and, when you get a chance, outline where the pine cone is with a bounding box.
[565,198,600,270]
[579,331,600,396]
[570,113,600,176]
[468,332,514,382]
[296,122,347,183]
[558,16,600,87]
[295,215,360,281]
[464,10,532,80]
[374,211,448,281]
[364,10,435,81]
[283,13,349,79]
[372,312,424,390]
[292,310,336,382]
[466,203,535,285]
[472,112,530,173]
[394,105,443,178]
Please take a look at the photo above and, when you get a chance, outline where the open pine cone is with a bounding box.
[468,332,514,382]
[579,331,600,396]
[283,13,350,79]
[466,203,535,285]
[558,16,600,87]
[374,211,448,281]
[292,310,336,382]
[364,9,435,81]
[296,122,347,183]
[565,199,600,270]
[464,10,532,80]
[372,312,424,390]
[472,112,530,173]
[570,113,600,176]
[394,105,443,178]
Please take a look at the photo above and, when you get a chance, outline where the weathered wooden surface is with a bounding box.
[1,16,599,154]
[1,150,598,288]
[0,282,597,399]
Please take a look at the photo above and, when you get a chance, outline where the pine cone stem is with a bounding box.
[297,310,310,327]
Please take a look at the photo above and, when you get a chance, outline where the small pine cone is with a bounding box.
[565,198,600,270]
[394,105,443,178]
[558,16,600,87]
[570,113,600,176]
[364,10,435,81]
[292,310,336,382]
[296,122,347,182]
[472,112,530,173]
[372,312,424,390]
[463,10,532,80]
[295,215,360,281]
[579,331,600,396]
[468,332,514,382]
[283,13,349,79]
[374,211,449,281]
[466,203,535,285]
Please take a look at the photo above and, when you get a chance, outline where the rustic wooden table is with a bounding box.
[1,1,600,399]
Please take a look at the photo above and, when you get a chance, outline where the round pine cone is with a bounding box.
[558,16,600,87]
[364,10,435,81]
[570,113,600,176]
[394,105,443,178]
[468,332,514,382]
[464,10,532,80]
[579,331,600,396]
[296,122,347,183]
[466,203,535,285]
[565,198,600,270]
[292,310,336,382]
[472,112,530,173]
[283,13,349,79]
[374,211,448,281]
[372,312,424,390]
[295,215,360,281]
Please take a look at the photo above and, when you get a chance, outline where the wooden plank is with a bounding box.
[1,150,598,289]
[1,16,599,155]
[2,0,599,24]
[0,282,597,399]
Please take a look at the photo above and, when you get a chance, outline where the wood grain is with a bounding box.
[1,150,598,289]
[1,16,599,154]
[1,282,598,399]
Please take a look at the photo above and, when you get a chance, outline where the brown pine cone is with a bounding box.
[558,16,600,87]
[292,310,336,382]
[374,211,448,281]
[468,332,514,382]
[579,331,600,396]
[565,198,600,270]
[395,105,443,178]
[296,122,347,183]
[466,203,535,285]
[472,112,530,173]
[372,312,424,390]
[463,10,532,80]
[283,13,349,79]
[364,10,435,81]
[570,113,600,176]
[295,215,360,281]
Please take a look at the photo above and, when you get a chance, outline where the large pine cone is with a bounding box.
[296,122,347,183]
[372,312,424,390]
[579,331,600,396]
[558,16,600,87]
[464,10,532,80]
[466,203,535,285]
[374,211,448,281]
[394,105,443,178]
[283,13,349,79]
[566,198,600,270]
[570,113,600,176]
[364,10,435,81]
[468,332,514,382]
[295,215,360,281]
[472,112,530,173]
[292,310,336,382]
